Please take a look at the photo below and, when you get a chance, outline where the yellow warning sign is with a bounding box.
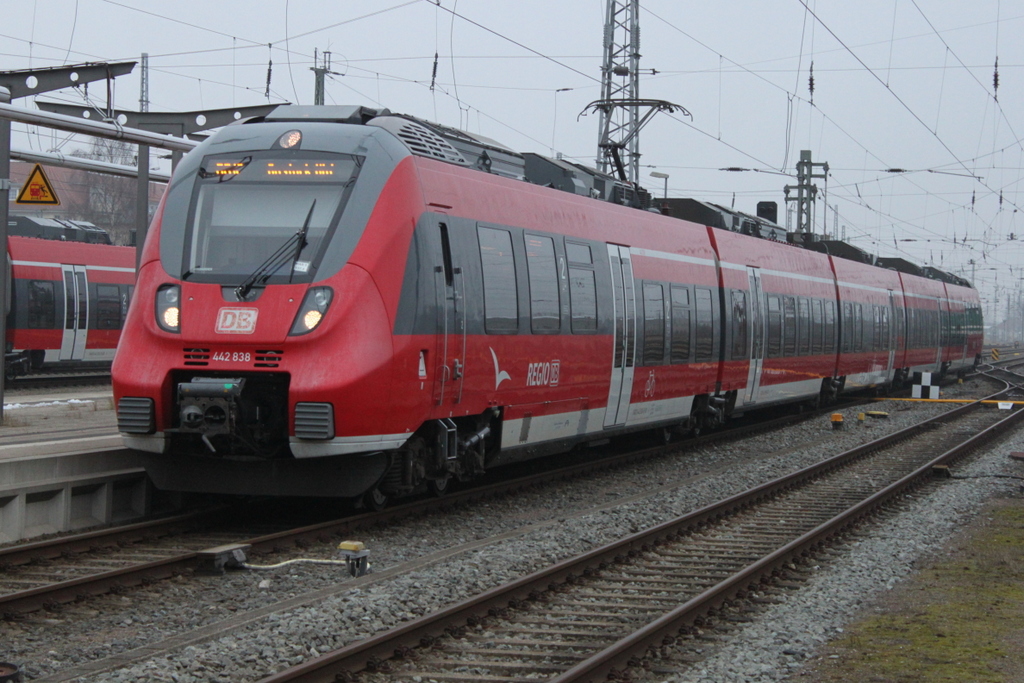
[16,164,60,205]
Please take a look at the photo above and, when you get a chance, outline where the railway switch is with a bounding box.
[196,543,251,575]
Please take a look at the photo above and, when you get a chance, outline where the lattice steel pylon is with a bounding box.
[139,53,149,113]
[588,0,687,187]
[596,0,640,182]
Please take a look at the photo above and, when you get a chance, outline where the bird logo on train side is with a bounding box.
[490,347,511,390]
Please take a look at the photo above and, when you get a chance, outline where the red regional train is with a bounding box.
[5,218,136,378]
[112,105,983,504]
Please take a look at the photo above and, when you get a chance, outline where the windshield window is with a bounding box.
[183,150,361,284]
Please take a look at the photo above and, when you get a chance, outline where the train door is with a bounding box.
[59,265,88,361]
[743,267,765,405]
[604,244,636,427]
[433,220,466,406]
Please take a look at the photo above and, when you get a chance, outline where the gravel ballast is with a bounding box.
[5,383,1019,682]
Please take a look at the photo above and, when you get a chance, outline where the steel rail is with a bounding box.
[0,509,216,568]
[0,385,943,621]
[553,391,1024,682]
[0,394,842,617]
[255,388,1019,683]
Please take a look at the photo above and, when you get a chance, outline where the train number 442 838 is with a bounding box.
[212,351,251,363]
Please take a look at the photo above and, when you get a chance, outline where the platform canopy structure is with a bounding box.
[0,61,287,420]
[35,100,284,261]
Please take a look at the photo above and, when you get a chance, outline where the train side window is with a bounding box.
[565,241,592,264]
[568,267,597,333]
[767,295,782,357]
[478,226,518,333]
[841,302,852,353]
[811,299,823,355]
[643,283,665,365]
[76,272,87,329]
[895,302,905,347]
[670,285,691,364]
[876,305,884,350]
[731,290,747,359]
[123,285,134,319]
[797,297,810,356]
[695,288,714,362]
[825,301,836,353]
[96,285,121,330]
[783,296,796,356]
[855,303,865,351]
[525,234,560,333]
[64,271,75,328]
[27,280,56,329]
[882,306,890,348]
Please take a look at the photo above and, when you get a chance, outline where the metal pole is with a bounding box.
[136,144,150,268]
[10,146,169,181]
[0,101,195,152]
[0,87,10,424]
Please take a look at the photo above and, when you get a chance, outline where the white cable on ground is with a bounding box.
[242,558,351,570]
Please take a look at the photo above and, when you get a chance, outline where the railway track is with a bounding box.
[5,371,111,393]
[256,387,1023,683]
[0,393,880,619]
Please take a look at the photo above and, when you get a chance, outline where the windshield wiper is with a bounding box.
[197,156,252,183]
[235,199,316,300]
[289,199,315,284]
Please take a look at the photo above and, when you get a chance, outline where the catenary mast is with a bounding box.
[596,0,641,184]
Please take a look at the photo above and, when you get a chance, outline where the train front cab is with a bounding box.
[113,117,430,497]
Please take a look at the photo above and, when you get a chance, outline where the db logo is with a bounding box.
[216,307,258,334]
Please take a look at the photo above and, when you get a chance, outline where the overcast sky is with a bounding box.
[3,1,1022,322]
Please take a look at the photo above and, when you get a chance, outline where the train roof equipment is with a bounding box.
[7,215,112,244]
[239,104,972,291]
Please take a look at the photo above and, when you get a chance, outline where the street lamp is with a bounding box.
[649,171,669,199]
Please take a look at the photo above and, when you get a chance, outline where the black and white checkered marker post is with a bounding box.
[912,372,940,399]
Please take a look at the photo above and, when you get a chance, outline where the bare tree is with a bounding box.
[63,138,144,245]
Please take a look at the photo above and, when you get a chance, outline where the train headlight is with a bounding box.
[278,129,302,149]
[290,286,333,335]
[156,284,181,333]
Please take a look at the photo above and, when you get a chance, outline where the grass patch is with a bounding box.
[799,498,1024,682]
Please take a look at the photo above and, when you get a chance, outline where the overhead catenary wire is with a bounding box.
[639,2,1008,263]
[795,0,1024,217]
[2,3,1019,306]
